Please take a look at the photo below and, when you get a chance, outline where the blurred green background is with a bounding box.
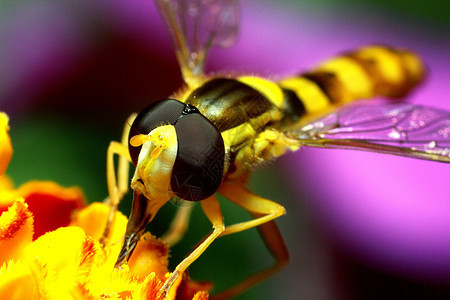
[1,0,449,299]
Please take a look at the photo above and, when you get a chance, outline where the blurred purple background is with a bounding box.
[1,0,449,299]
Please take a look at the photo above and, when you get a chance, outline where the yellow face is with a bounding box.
[130,125,178,204]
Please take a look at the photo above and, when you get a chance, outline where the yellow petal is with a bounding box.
[0,199,34,264]
[0,113,12,176]
[166,273,182,300]
[0,175,17,210]
[83,263,140,299]
[0,260,39,300]
[24,226,96,299]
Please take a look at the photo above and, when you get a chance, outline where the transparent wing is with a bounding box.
[290,101,450,162]
[155,0,239,86]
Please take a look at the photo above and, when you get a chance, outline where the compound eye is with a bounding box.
[128,99,185,166]
[171,113,225,201]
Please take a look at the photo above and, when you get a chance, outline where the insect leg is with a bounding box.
[218,178,286,236]
[161,195,225,296]
[101,114,135,245]
[214,219,289,300]
[116,113,136,198]
[161,205,194,246]
[212,177,289,299]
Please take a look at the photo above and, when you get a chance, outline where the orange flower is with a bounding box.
[0,112,209,299]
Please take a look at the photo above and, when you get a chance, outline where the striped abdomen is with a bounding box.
[278,45,425,129]
[180,45,425,173]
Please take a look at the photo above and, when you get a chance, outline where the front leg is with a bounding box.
[101,114,136,245]
[160,195,225,297]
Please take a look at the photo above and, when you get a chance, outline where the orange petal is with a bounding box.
[192,291,209,300]
[71,202,126,242]
[177,278,212,300]
[0,112,12,176]
[0,199,34,264]
[138,273,164,300]
[70,202,127,269]
[17,181,86,239]
[127,232,169,281]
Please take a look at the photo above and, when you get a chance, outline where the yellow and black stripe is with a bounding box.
[184,78,275,132]
[278,45,425,128]
[184,78,282,152]
[182,45,425,160]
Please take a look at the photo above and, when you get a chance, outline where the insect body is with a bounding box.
[104,0,450,298]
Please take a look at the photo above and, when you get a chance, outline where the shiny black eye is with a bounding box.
[171,112,225,201]
[128,99,185,166]
[129,99,225,201]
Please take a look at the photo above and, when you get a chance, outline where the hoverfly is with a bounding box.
[102,0,450,298]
